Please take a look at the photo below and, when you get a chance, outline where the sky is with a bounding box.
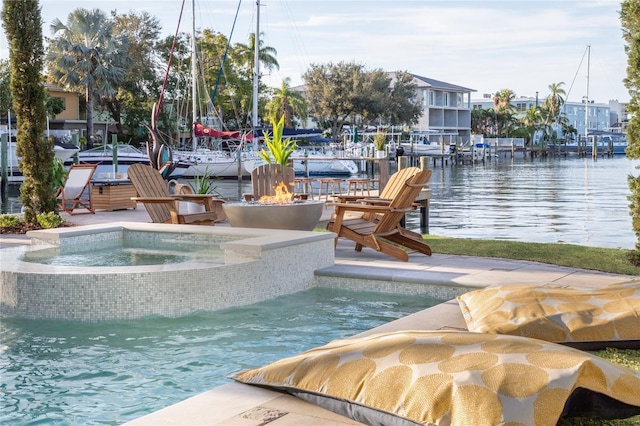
[0,0,630,104]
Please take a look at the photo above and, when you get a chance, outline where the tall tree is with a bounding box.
[2,0,56,222]
[621,0,640,264]
[520,106,543,146]
[384,71,422,127]
[46,8,128,149]
[234,32,279,77]
[230,32,279,129]
[542,81,566,142]
[106,10,159,137]
[303,61,368,139]
[492,88,516,137]
[471,108,494,137]
[265,77,306,127]
[198,29,245,129]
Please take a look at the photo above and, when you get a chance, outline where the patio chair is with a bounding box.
[128,163,225,225]
[327,169,433,261]
[56,163,97,215]
[243,163,297,201]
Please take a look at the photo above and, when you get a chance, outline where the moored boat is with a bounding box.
[65,144,190,178]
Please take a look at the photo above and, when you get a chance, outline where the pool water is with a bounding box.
[19,234,226,267]
[20,246,198,267]
[0,287,442,425]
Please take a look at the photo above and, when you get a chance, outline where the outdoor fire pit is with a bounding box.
[222,200,325,231]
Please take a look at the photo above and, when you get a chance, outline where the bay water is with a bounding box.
[422,155,638,250]
[3,155,637,249]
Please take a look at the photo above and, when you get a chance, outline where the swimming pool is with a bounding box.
[1,224,335,320]
[0,287,443,425]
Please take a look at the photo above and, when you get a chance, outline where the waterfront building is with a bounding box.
[395,73,475,144]
[471,94,625,138]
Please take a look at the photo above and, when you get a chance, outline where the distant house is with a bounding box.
[45,84,112,143]
[396,73,475,144]
[46,84,80,120]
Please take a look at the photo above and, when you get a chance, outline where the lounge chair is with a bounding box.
[128,163,225,225]
[327,169,433,261]
[56,163,97,215]
[243,163,297,201]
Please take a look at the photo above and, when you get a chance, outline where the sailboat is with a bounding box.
[168,0,259,178]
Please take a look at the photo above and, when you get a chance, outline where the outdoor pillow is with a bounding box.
[457,282,640,345]
[231,330,640,426]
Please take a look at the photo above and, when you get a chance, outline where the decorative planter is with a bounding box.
[376,150,387,159]
[223,200,325,231]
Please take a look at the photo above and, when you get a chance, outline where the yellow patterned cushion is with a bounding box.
[457,282,640,344]
[232,331,640,426]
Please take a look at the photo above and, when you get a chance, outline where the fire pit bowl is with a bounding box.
[222,200,326,231]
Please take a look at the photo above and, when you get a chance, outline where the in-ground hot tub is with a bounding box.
[223,200,325,231]
[0,223,335,321]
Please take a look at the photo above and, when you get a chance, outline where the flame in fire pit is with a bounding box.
[258,182,294,204]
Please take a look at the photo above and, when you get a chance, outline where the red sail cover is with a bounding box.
[193,122,252,140]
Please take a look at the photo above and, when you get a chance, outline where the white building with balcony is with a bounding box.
[398,73,475,144]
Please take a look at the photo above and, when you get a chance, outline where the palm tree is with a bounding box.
[46,8,128,149]
[544,82,566,140]
[492,89,516,112]
[492,89,516,136]
[520,106,543,146]
[265,78,306,127]
[234,32,279,77]
[471,108,494,136]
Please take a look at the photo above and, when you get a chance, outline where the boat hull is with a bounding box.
[244,154,359,177]
[174,149,259,178]
[65,145,188,179]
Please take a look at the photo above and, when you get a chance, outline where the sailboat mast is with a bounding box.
[584,44,590,143]
[191,0,198,150]
[252,0,260,133]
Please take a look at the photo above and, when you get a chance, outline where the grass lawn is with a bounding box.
[423,235,640,276]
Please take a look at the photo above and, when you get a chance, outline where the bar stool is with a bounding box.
[293,177,315,200]
[345,178,371,197]
[318,178,343,201]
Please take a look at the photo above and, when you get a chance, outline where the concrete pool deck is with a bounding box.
[1,206,636,425]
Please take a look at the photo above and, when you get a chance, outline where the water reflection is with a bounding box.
[415,156,638,249]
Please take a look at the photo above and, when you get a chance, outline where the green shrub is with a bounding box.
[36,212,64,229]
[259,115,296,166]
[188,167,221,196]
[0,214,21,228]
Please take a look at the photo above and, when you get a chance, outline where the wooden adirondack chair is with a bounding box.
[56,163,97,215]
[327,169,433,261]
[128,163,225,225]
[243,163,296,201]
